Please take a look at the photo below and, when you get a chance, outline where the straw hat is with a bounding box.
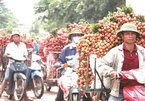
[68,28,84,40]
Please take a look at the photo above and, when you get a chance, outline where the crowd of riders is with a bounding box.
[0,22,145,101]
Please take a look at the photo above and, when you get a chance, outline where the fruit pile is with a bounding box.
[42,29,69,80]
[0,34,11,66]
[43,28,70,55]
[22,38,34,49]
[76,7,145,89]
[43,24,85,55]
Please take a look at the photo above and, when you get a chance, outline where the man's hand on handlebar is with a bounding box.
[3,53,10,58]
[54,62,73,68]
[109,71,120,80]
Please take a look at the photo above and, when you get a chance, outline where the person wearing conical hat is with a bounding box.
[97,23,145,100]
[55,28,92,101]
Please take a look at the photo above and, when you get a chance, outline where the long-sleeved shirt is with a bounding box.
[97,43,145,97]
[58,43,77,64]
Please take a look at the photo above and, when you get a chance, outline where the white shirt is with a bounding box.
[5,42,28,64]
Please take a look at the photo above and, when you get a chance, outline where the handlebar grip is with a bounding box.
[116,76,122,79]
[111,75,122,80]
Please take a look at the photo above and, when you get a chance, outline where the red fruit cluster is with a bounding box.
[0,35,11,66]
[43,28,70,55]
[70,24,85,30]
[83,24,93,35]
[43,24,85,55]
[76,10,145,89]
[22,38,34,49]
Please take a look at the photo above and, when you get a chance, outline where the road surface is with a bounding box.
[0,86,58,101]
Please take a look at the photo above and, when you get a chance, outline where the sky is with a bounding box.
[4,0,38,25]
[3,0,145,26]
[126,0,145,16]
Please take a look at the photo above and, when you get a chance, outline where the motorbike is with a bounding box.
[35,54,47,82]
[112,69,145,101]
[5,55,27,101]
[26,51,44,98]
[56,63,92,101]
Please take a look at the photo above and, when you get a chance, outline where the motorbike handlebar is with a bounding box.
[107,74,122,80]
[107,69,140,81]
[54,63,73,68]
[111,76,122,80]
[7,55,26,62]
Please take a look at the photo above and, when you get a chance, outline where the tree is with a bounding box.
[34,0,126,31]
[0,0,18,29]
[29,19,41,34]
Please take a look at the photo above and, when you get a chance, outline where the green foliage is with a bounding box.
[117,5,133,14]
[34,0,126,30]
[0,0,18,29]
[78,19,88,26]
[49,28,58,37]
[3,26,13,34]
[106,12,118,23]
[91,23,103,33]
[136,15,145,22]
[92,24,98,33]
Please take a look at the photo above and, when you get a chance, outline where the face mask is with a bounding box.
[71,36,81,44]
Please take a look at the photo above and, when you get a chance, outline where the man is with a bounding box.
[0,32,29,98]
[97,23,145,101]
[55,28,92,101]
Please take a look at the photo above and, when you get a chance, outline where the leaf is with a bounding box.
[91,24,99,33]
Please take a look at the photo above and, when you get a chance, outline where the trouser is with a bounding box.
[55,86,64,101]
[108,88,124,101]
[25,67,32,88]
